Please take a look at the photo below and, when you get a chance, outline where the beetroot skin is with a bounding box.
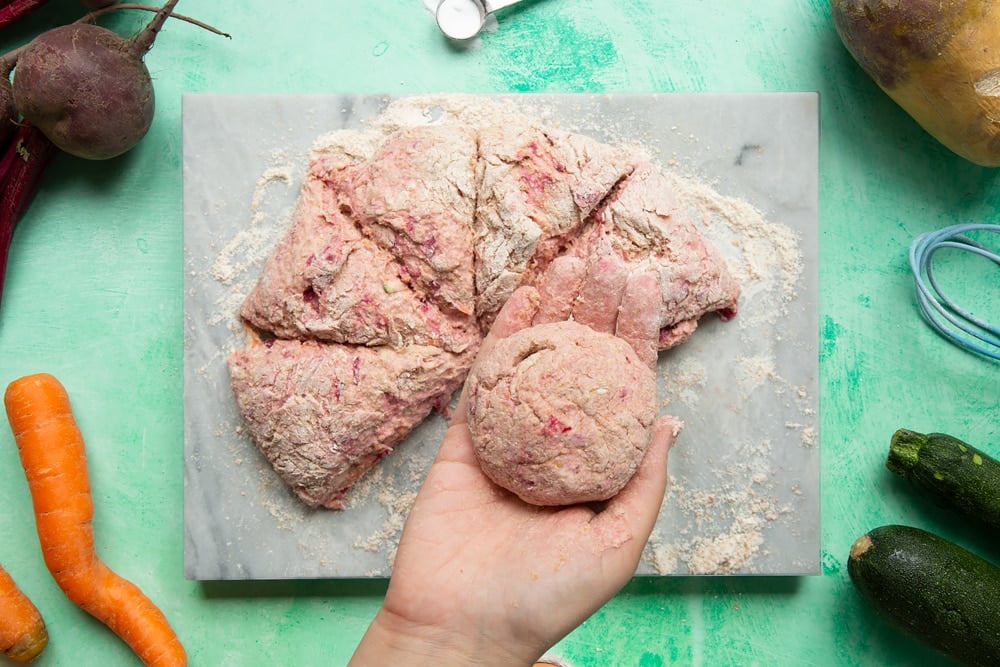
[12,23,155,160]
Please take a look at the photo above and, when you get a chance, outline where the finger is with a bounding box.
[572,252,629,333]
[485,284,541,343]
[420,423,483,496]
[590,416,682,558]
[452,286,540,425]
[615,270,662,370]
[532,255,586,325]
[433,422,480,466]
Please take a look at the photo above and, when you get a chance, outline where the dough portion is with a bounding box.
[474,121,635,326]
[229,337,475,509]
[240,125,481,355]
[229,98,739,510]
[466,320,657,506]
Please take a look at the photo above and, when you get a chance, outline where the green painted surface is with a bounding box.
[0,1,996,665]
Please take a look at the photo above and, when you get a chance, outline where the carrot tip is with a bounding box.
[3,616,48,662]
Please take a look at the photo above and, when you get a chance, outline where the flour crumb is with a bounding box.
[734,354,777,399]
[665,169,803,328]
[661,357,707,409]
[685,523,765,575]
[646,434,797,575]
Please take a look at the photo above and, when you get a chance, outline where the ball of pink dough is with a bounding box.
[467,320,657,506]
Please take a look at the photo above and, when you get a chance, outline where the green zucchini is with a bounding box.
[848,525,1000,667]
[887,429,1000,529]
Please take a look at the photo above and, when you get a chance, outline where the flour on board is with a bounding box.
[212,94,812,575]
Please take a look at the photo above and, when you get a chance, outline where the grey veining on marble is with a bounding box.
[182,93,819,580]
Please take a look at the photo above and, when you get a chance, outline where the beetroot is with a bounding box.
[11,0,178,160]
[0,0,225,311]
[0,1,50,31]
[0,79,16,149]
[0,124,58,309]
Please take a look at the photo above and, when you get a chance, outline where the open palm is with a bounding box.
[351,256,680,666]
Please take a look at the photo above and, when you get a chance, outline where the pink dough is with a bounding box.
[230,112,737,510]
[466,320,656,506]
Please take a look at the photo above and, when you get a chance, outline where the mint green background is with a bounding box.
[0,2,996,665]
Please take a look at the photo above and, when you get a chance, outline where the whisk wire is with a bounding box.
[909,223,1000,361]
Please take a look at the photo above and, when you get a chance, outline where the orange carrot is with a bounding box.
[3,373,186,667]
[0,563,47,662]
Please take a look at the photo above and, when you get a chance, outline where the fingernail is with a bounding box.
[654,415,683,453]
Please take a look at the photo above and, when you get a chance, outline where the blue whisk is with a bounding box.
[909,223,1000,361]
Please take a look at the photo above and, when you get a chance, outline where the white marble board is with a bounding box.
[182,93,820,580]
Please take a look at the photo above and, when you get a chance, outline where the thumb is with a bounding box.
[591,415,682,559]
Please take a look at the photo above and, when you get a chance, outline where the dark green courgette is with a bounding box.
[887,429,1000,529]
[848,525,1000,667]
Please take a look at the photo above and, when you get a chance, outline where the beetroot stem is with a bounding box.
[0,1,228,71]
[0,123,57,312]
[0,0,49,30]
[129,0,179,56]
[87,3,230,38]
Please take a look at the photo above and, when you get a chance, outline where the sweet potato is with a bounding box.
[830,0,1000,167]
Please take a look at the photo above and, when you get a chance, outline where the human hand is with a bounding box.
[350,255,680,667]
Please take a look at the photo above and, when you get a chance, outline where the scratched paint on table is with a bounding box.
[421,0,624,91]
[485,16,621,91]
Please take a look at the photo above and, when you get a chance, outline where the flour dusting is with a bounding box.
[196,94,816,577]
